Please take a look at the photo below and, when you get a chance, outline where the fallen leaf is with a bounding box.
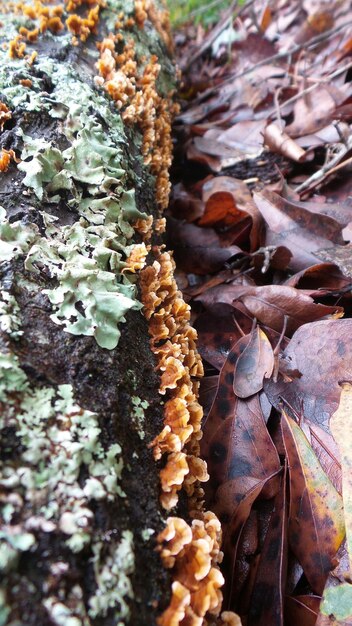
[253,189,349,272]
[166,217,242,274]
[330,383,352,571]
[202,340,280,514]
[285,595,320,626]
[247,465,288,626]
[201,176,263,250]
[265,319,352,431]
[281,410,345,594]
[264,123,307,162]
[196,283,343,335]
[233,327,274,398]
[286,84,351,138]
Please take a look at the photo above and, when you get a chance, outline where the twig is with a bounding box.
[229,19,352,81]
[277,60,352,110]
[184,18,352,109]
[296,138,352,195]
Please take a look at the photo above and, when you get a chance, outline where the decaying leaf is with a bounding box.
[266,320,352,430]
[233,327,274,398]
[330,383,352,570]
[281,410,345,594]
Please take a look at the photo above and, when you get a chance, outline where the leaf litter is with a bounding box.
[169,0,352,623]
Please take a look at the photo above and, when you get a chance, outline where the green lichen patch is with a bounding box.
[0,353,125,553]
[0,291,22,339]
[131,396,149,439]
[0,47,151,350]
[0,206,38,263]
[0,349,138,623]
[89,530,135,620]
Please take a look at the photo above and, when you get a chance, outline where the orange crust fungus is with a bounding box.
[0,103,11,130]
[15,3,64,35]
[122,243,150,274]
[140,250,206,510]
[0,148,18,172]
[157,514,227,626]
[95,9,177,210]
[134,0,173,52]
[8,34,26,58]
[66,5,100,42]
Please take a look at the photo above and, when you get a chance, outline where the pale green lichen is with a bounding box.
[44,588,91,626]
[89,530,135,620]
[141,528,155,541]
[0,2,172,622]
[0,589,10,626]
[0,349,135,622]
[0,206,38,263]
[0,353,125,557]
[131,396,149,440]
[0,56,148,349]
[0,291,22,339]
[0,528,35,573]
[0,0,176,350]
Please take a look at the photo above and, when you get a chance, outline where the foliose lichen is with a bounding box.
[89,530,135,620]
[131,395,149,439]
[0,348,136,623]
[0,15,166,349]
[0,352,125,553]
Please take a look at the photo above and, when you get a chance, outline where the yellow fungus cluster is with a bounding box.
[7,0,106,56]
[96,33,175,209]
[0,103,11,130]
[0,148,18,172]
[8,34,26,58]
[122,242,150,274]
[65,0,106,10]
[66,5,100,42]
[134,0,173,52]
[157,514,225,626]
[15,2,64,34]
[140,250,207,510]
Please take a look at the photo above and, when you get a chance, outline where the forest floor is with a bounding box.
[168,1,352,624]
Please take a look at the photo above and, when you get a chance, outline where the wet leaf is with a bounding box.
[285,595,320,626]
[253,189,349,272]
[247,465,288,626]
[264,123,307,162]
[281,410,345,594]
[202,339,280,522]
[197,283,343,335]
[330,383,352,570]
[166,216,242,274]
[265,319,352,431]
[201,176,262,250]
[233,327,274,399]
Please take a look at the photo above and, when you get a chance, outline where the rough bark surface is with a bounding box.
[0,2,177,625]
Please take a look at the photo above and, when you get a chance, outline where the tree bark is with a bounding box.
[0,2,177,625]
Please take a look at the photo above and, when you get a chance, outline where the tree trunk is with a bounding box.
[0,2,177,625]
